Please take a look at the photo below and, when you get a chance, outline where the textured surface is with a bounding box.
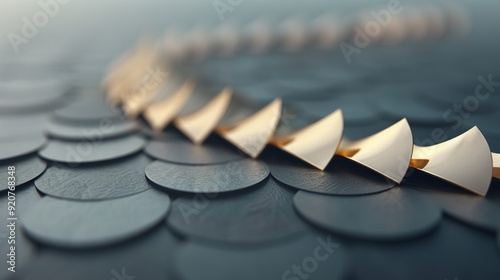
[38,135,145,164]
[167,178,308,243]
[0,0,499,278]
[145,136,244,165]
[34,154,152,200]
[22,188,171,248]
[0,155,46,191]
[177,230,348,280]
[146,159,270,193]
[294,187,442,240]
[268,152,395,195]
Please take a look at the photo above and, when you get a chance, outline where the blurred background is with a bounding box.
[1,0,499,145]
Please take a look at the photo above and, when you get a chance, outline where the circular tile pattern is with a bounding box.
[13,226,182,280]
[269,155,395,195]
[22,188,171,248]
[293,187,442,240]
[44,118,138,140]
[407,173,500,232]
[177,231,348,280]
[145,159,269,193]
[53,100,122,123]
[0,135,46,160]
[167,178,307,243]
[0,155,46,191]
[351,217,500,279]
[0,183,41,279]
[145,137,245,165]
[35,154,152,200]
[38,135,145,164]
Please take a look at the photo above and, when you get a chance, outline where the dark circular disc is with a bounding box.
[145,159,269,193]
[138,122,182,140]
[0,183,41,279]
[38,135,145,164]
[351,217,500,279]
[145,137,244,165]
[35,154,152,200]
[268,153,395,195]
[177,231,349,280]
[12,226,182,280]
[44,117,138,140]
[406,172,500,232]
[167,178,308,243]
[0,114,49,140]
[0,135,46,160]
[293,187,442,241]
[53,100,122,123]
[22,188,171,248]
[0,155,46,191]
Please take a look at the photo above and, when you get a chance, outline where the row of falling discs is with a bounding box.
[102,5,497,197]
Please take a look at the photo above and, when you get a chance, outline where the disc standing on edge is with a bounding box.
[177,230,349,280]
[293,187,442,241]
[406,172,500,232]
[0,135,46,160]
[35,154,152,200]
[38,135,145,164]
[167,178,308,243]
[145,137,244,165]
[44,118,138,140]
[268,154,395,195]
[22,188,171,248]
[145,159,269,193]
[0,155,46,191]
